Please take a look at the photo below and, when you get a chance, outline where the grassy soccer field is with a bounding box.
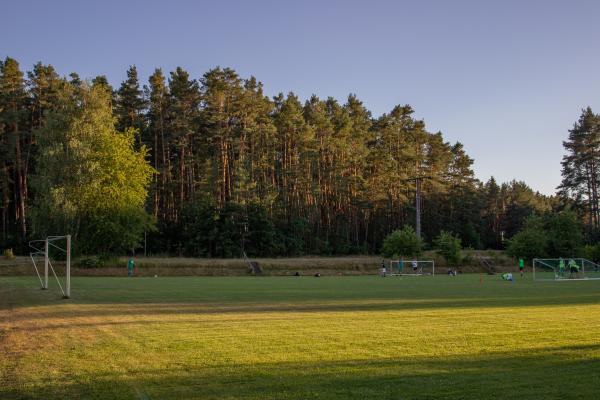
[2,275,600,399]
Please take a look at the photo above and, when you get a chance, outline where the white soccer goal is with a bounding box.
[389,259,435,276]
[29,235,71,298]
[532,258,600,281]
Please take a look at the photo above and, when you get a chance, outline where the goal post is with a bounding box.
[389,259,435,276]
[29,235,71,298]
[532,258,600,281]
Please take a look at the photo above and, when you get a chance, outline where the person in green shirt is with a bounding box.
[127,258,135,277]
[568,259,579,279]
[519,258,525,277]
[558,258,565,278]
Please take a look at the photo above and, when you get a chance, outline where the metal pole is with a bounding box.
[416,178,421,238]
[65,235,71,299]
[43,238,49,289]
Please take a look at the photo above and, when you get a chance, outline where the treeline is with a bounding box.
[559,107,600,239]
[0,56,556,256]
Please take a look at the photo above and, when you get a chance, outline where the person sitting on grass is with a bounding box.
[501,272,513,281]
[568,259,579,279]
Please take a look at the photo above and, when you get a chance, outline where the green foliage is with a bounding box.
[559,107,600,234]
[75,256,104,269]
[507,212,584,260]
[282,218,310,256]
[460,222,481,250]
[434,231,462,266]
[115,65,146,133]
[30,84,155,255]
[75,255,119,269]
[0,56,570,256]
[507,228,548,261]
[381,225,423,258]
[461,251,474,266]
[545,211,583,256]
[578,243,600,262]
[77,208,155,255]
[3,248,15,260]
[0,57,28,246]
[245,204,284,256]
[180,200,283,258]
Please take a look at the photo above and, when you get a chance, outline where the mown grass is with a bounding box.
[2,274,600,399]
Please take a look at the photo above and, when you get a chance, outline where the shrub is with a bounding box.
[381,225,423,258]
[461,252,474,266]
[546,211,583,257]
[507,212,584,261]
[180,200,286,258]
[434,231,462,266]
[75,255,118,269]
[76,256,104,268]
[3,248,15,260]
[579,243,600,262]
[506,224,548,261]
[460,223,481,249]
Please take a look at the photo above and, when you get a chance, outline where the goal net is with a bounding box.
[389,259,435,276]
[29,235,72,298]
[532,258,600,281]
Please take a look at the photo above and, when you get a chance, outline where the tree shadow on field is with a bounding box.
[7,293,600,323]
[2,344,600,400]
[4,276,600,318]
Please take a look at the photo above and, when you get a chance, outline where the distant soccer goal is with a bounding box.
[29,235,72,298]
[532,258,600,281]
[389,259,435,276]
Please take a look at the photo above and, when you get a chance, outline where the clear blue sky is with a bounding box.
[3,0,600,195]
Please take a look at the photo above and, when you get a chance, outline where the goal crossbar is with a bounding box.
[389,259,435,276]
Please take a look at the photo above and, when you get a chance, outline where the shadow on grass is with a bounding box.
[2,344,600,400]
[6,290,600,326]
[5,287,600,322]
[4,276,600,320]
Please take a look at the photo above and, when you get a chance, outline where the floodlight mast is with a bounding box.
[404,176,431,238]
[416,177,422,238]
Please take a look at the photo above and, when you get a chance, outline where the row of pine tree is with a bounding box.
[0,57,562,256]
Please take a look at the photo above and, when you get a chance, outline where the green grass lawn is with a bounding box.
[2,274,600,399]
